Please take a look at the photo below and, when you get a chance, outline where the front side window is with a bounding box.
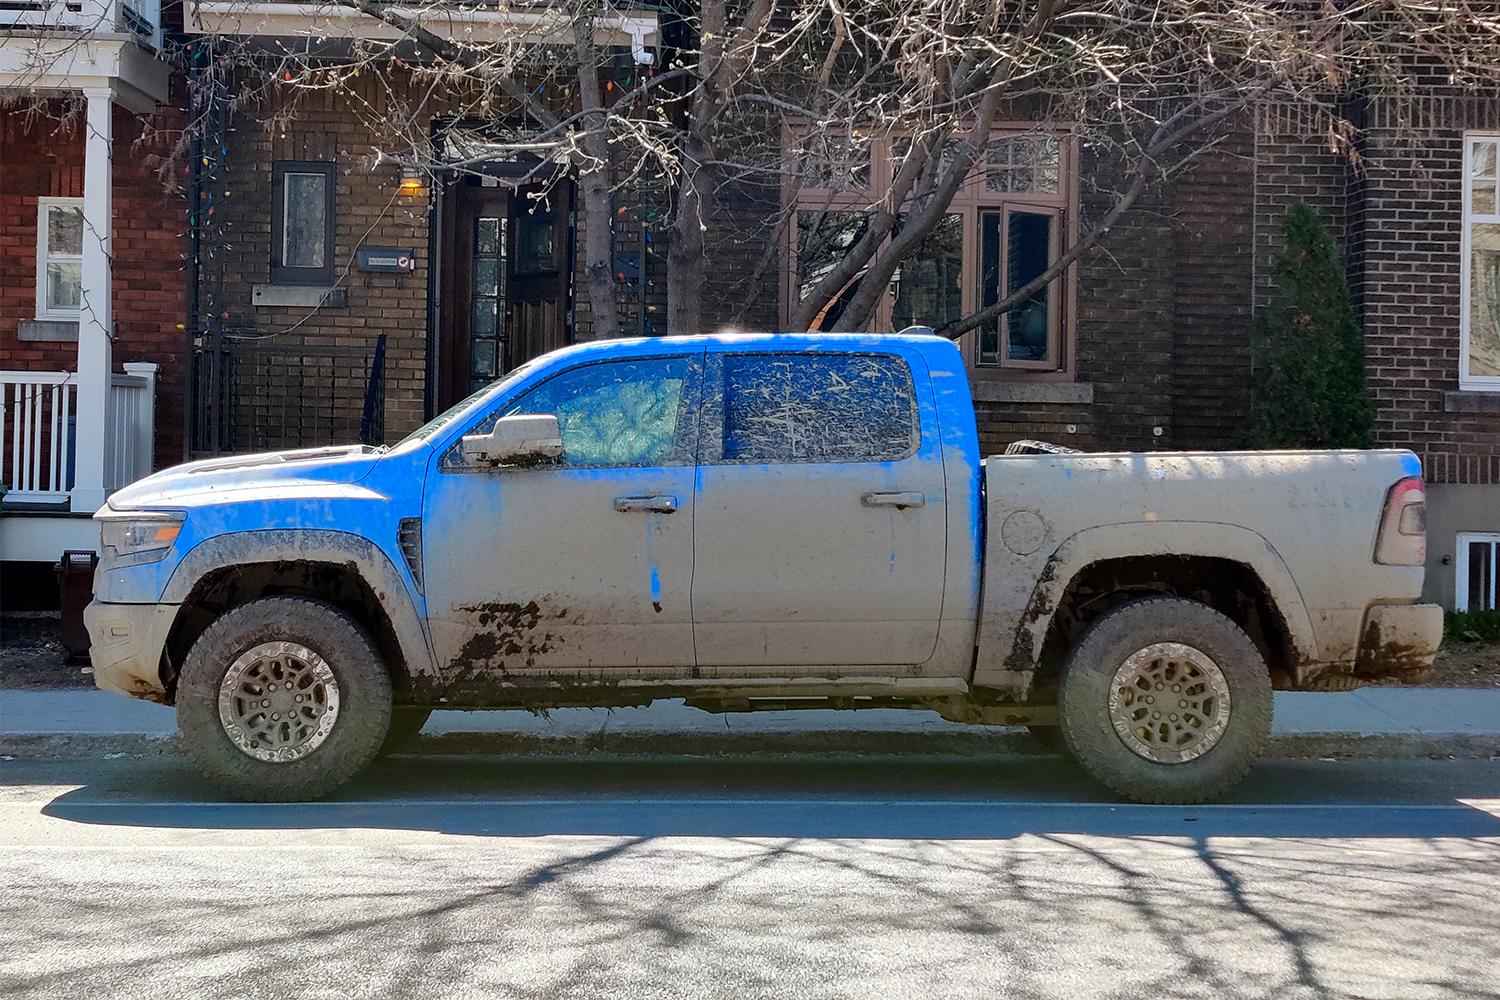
[1465,135,1500,389]
[445,357,695,470]
[271,161,335,285]
[714,353,918,464]
[37,198,83,318]
[1457,532,1500,611]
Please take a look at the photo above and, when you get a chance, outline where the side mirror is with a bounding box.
[461,413,564,467]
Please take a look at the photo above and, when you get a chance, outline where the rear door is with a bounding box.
[690,349,948,670]
[422,352,702,684]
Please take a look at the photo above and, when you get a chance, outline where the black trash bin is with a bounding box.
[54,550,97,664]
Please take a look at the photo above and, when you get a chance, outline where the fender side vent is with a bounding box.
[398,518,424,594]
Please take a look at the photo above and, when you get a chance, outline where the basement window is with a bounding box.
[271,161,336,286]
[1457,532,1500,611]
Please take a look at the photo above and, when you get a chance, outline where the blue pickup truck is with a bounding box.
[86,333,1441,803]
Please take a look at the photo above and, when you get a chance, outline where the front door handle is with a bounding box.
[862,491,926,510]
[613,494,679,514]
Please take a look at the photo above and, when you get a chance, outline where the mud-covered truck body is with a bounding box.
[85,333,1441,802]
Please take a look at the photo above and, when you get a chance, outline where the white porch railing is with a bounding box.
[1,364,157,505]
[0,0,161,49]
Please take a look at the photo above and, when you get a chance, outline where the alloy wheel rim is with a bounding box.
[217,641,340,762]
[1107,642,1231,764]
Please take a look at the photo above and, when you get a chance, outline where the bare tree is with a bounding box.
[183,0,1500,341]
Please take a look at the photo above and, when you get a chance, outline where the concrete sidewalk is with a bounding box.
[4,687,1499,739]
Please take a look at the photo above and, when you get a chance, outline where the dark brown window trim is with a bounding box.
[270,160,336,287]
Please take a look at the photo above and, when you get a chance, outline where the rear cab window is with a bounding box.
[702,352,921,465]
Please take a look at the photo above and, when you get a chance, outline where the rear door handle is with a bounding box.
[613,494,679,514]
[861,491,926,510]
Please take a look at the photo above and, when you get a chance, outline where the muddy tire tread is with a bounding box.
[176,596,392,802]
[1058,595,1272,805]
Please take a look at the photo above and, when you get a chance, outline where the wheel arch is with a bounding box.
[160,530,441,701]
[974,522,1318,695]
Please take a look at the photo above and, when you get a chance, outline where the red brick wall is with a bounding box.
[0,102,190,471]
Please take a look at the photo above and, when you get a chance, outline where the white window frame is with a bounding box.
[36,197,84,320]
[1454,531,1500,611]
[1460,132,1500,391]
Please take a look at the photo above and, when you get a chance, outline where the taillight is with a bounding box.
[1374,475,1426,566]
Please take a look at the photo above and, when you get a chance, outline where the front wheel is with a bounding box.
[1058,596,1272,804]
[176,596,392,801]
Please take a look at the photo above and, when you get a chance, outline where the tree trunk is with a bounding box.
[668,137,714,335]
[573,16,621,340]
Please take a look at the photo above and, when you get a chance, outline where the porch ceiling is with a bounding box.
[184,1,657,56]
[0,34,171,112]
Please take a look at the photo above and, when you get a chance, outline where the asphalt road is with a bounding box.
[2,753,1498,1000]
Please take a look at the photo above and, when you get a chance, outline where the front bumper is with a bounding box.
[83,601,181,703]
[1354,603,1445,681]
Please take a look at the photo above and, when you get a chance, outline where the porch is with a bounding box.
[0,366,158,558]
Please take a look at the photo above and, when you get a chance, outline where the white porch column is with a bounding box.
[73,85,114,512]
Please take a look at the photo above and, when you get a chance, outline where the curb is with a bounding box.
[4,730,1499,761]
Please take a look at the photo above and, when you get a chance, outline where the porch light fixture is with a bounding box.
[399,166,425,195]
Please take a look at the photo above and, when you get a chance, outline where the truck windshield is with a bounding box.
[394,359,546,447]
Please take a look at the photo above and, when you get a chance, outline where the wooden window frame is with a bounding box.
[781,125,1078,380]
[270,160,336,287]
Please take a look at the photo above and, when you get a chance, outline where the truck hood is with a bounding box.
[104,445,387,511]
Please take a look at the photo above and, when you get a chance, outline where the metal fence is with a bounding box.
[191,335,388,457]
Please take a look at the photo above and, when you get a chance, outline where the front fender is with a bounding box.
[164,529,442,688]
[973,521,1319,691]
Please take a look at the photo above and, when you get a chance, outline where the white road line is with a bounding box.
[0,799,1492,811]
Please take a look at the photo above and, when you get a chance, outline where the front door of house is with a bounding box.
[437,178,573,411]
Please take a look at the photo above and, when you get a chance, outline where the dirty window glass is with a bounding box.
[447,357,691,469]
[717,354,918,464]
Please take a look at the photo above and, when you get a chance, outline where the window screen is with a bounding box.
[717,354,918,464]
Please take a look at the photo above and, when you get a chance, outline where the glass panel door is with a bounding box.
[470,213,507,393]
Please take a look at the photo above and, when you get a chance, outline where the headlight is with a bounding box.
[100,512,185,561]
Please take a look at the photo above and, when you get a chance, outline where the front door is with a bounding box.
[436,179,573,412]
[422,353,702,690]
[691,349,949,670]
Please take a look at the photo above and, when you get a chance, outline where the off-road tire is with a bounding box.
[177,596,392,801]
[377,707,432,756]
[1058,596,1272,804]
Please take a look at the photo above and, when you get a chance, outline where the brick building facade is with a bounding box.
[0,102,189,472]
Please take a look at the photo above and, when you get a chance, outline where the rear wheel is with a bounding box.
[1058,596,1271,804]
[176,596,392,801]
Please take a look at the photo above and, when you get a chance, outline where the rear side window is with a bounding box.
[715,353,919,464]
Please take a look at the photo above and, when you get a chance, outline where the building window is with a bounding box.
[271,161,335,286]
[36,198,83,319]
[1456,532,1500,611]
[1463,134,1500,390]
[787,130,1073,374]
